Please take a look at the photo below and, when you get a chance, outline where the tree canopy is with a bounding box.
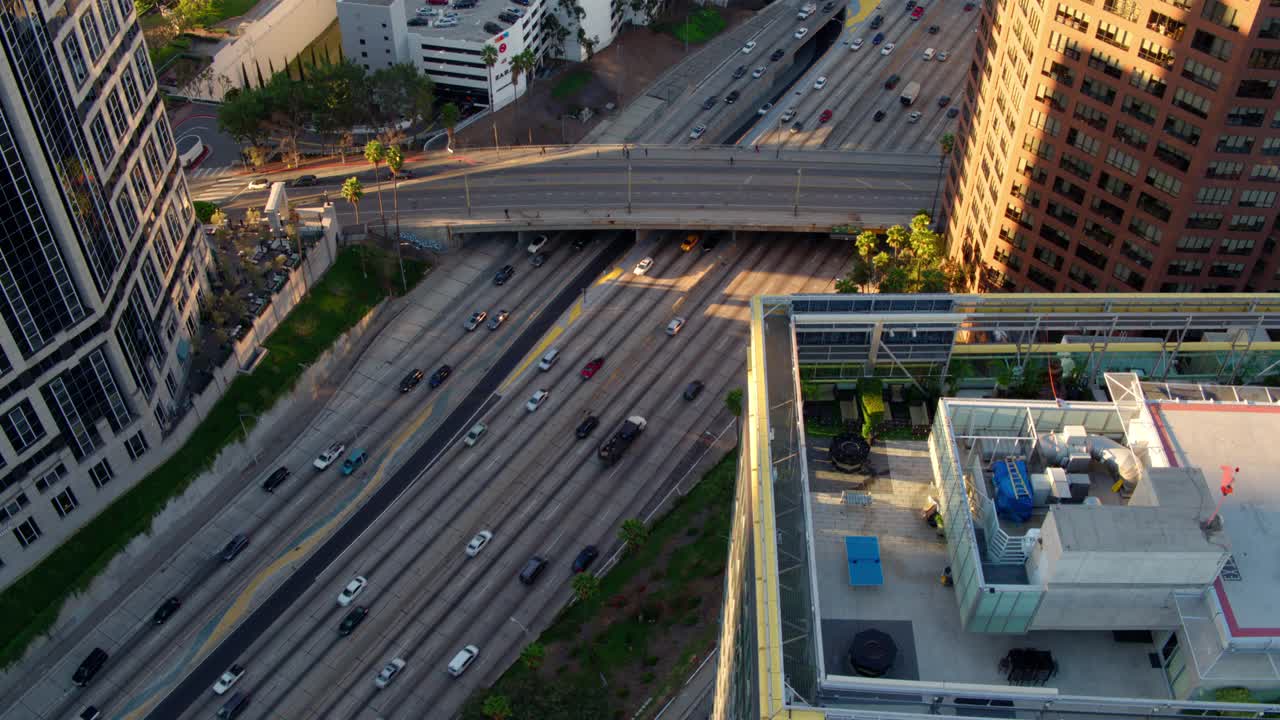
[835,213,963,294]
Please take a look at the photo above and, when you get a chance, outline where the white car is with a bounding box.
[247,177,270,190]
[212,664,245,695]
[741,40,757,53]
[313,443,345,470]
[434,17,458,26]
[689,124,707,139]
[337,576,368,607]
[526,389,550,412]
[757,102,774,116]
[851,37,864,50]
[447,645,480,677]
[527,234,548,254]
[781,107,797,122]
[813,76,827,90]
[752,66,766,78]
[794,27,808,39]
[908,111,923,123]
[415,6,436,14]
[374,658,406,689]
[881,42,896,55]
[465,530,494,557]
[633,257,654,275]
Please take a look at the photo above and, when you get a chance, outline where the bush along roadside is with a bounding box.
[460,453,737,720]
[0,245,428,669]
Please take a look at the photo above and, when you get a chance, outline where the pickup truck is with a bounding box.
[598,416,647,465]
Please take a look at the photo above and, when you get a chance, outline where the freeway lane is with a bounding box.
[143,234,633,719]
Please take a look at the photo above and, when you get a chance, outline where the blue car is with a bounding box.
[872,32,885,45]
[341,449,368,476]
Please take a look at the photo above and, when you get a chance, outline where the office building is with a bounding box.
[0,0,208,586]
[714,292,1280,720]
[941,0,1280,293]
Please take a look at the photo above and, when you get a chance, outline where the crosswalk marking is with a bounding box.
[186,165,237,179]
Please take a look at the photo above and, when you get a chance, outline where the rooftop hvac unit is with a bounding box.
[1063,425,1089,450]
[1065,452,1092,473]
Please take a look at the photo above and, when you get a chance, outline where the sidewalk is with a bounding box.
[0,246,487,709]
[655,646,719,720]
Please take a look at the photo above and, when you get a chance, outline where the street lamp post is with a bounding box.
[793,167,803,216]
[464,173,472,216]
[509,616,531,636]
[930,154,946,223]
[627,162,633,214]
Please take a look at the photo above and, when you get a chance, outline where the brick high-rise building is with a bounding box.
[942,0,1280,293]
[0,0,209,585]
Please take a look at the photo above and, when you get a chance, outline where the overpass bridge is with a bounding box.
[212,145,945,241]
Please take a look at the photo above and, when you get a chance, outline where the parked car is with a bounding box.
[526,388,550,412]
[153,596,181,624]
[684,380,706,400]
[337,576,368,607]
[572,545,599,573]
[212,664,246,695]
[219,534,250,562]
[581,357,605,378]
[289,175,317,188]
[341,449,368,475]
[429,365,451,388]
[464,310,487,331]
[484,21,503,33]
[261,466,290,492]
[79,707,101,720]
[338,606,368,635]
[486,309,509,330]
[494,264,515,285]
[689,124,707,139]
[822,1,834,11]
[633,257,654,275]
[465,530,494,557]
[314,442,345,470]
[374,658,406,689]
[399,369,425,393]
[576,415,600,439]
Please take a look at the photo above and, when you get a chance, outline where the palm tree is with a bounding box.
[340,177,364,223]
[619,518,648,552]
[510,49,535,119]
[572,572,599,602]
[520,642,545,670]
[481,44,499,109]
[441,102,461,152]
[384,144,408,292]
[363,140,387,238]
[481,694,513,720]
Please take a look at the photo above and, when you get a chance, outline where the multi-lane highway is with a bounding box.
[10,228,854,720]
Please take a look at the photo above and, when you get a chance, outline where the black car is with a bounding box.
[702,234,721,252]
[725,90,741,104]
[338,606,368,635]
[79,707,102,720]
[454,0,476,6]
[873,109,887,122]
[732,65,747,79]
[884,74,900,90]
[498,11,518,22]
[153,596,181,624]
[220,534,250,562]
[572,545,599,573]
[927,23,940,33]
[572,235,590,251]
[770,48,785,61]
[494,264,515,285]
[73,648,108,686]
[684,380,705,401]
[870,14,883,28]
[531,252,549,267]
[429,364,451,388]
[576,415,600,439]
[519,556,548,585]
[791,121,804,133]
[702,95,717,110]
[399,368,425,392]
[261,466,290,492]
[484,21,503,33]
[946,107,960,118]
[408,16,430,25]
[938,95,952,108]
[289,175,317,188]
[905,0,915,9]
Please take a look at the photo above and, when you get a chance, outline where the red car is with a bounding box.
[910,6,924,19]
[581,357,605,379]
[963,1,975,9]
[819,109,833,123]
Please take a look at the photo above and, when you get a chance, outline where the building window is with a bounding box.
[1167,259,1203,276]
[1249,49,1280,71]
[1136,192,1172,222]
[1096,20,1131,50]
[1129,66,1166,98]
[1209,262,1245,278]
[1145,168,1183,197]
[1181,58,1222,90]
[61,35,89,87]
[1073,102,1108,130]
[1261,17,1280,39]
[1054,3,1091,32]
[1077,240,1110,270]
[1,402,45,453]
[1023,135,1054,160]
[1029,108,1062,136]
[1104,147,1139,175]
[1048,30,1082,59]
[1237,78,1278,100]
[1154,141,1191,171]
[130,163,151,207]
[1146,9,1185,39]
[120,68,142,114]
[80,12,104,62]
[1196,186,1233,205]
[1172,87,1211,119]
[89,458,115,488]
[116,192,139,237]
[105,90,128,137]
[125,431,149,460]
[134,46,155,93]
[1059,152,1094,181]
[1238,190,1276,208]
[1201,0,1240,29]
[33,464,68,494]
[50,488,79,518]
[1186,212,1223,229]
[1121,95,1157,124]
[1228,214,1266,232]
[1191,29,1232,61]
[1206,161,1243,179]
[1065,128,1100,155]
[1215,134,1255,154]
[12,516,41,548]
[1221,237,1256,255]
[1088,48,1124,78]
[1177,236,1213,253]
[1080,76,1117,105]
[141,256,163,302]
[1112,262,1144,290]
[1112,122,1149,150]
[1250,164,1280,182]
[99,0,120,37]
[1226,106,1265,127]
[1264,138,1280,156]
[90,114,114,167]
[1137,38,1174,69]
[1098,171,1133,201]
[1083,219,1116,246]
[1122,237,1156,267]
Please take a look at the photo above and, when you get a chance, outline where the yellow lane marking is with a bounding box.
[501,323,567,395]
[596,266,622,285]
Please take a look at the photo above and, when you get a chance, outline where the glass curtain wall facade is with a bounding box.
[0,0,207,586]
